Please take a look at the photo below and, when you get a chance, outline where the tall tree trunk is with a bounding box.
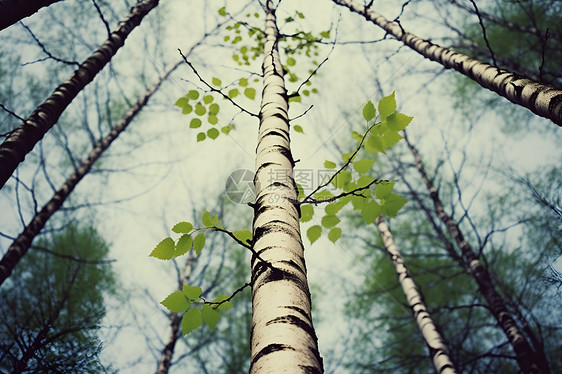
[376,216,457,374]
[331,0,562,127]
[0,60,179,287]
[157,252,195,374]
[403,134,550,374]
[249,1,323,372]
[0,0,159,190]
[0,0,62,31]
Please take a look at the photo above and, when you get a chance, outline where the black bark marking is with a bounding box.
[300,365,324,374]
[251,343,295,366]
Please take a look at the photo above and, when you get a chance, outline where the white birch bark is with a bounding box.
[376,216,457,374]
[331,0,562,127]
[250,1,323,372]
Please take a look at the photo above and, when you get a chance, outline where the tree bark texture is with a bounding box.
[249,1,323,373]
[0,0,62,30]
[332,0,562,127]
[0,60,179,288]
[0,0,159,190]
[404,135,549,374]
[376,216,457,374]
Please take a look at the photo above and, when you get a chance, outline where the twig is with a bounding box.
[19,22,80,67]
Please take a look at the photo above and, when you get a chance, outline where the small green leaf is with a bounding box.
[324,160,336,169]
[195,103,206,116]
[341,152,354,162]
[213,295,234,311]
[296,183,305,200]
[361,200,381,224]
[182,308,202,335]
[172,221,193,233]
[294,125,304,133]
[221,125,232,134]
[228,88,239,98]
[193,234,205,255]
[307,225,322,244]
[320,31,330,38]
[202,211,213,226]
[208,114,218,125]
[328,227,341,243]
[212,77,222,87]
[325,200,347,215]
[239,78,248,87]
[353,159,375,173]
[190,118,202,128]
[161,291,190,313]
[175,234,192,257]
[209,103,220,115]
[300,204,314,222]
[202,304,221,330]
[289,95,301,103]
[182,104,193,114]
[375,181,395,199]
[363,101,376,122]
[188,90,199,100]
[244,87,256,100]
[365,135,385,153]
[175,96,189,108]
[197,132,206,142]
[314,190,334,201]
[333,169,352,189]
[357,175,375,188]
[383,193,408,217]
[183,285,203,300]
[207,128,219,139]
[321,215,340,229]
[382,130,402,148]
[386,112,413,131]
[234,230,252,244]
[378,91,396,119]
[203,95,214,104]
[149,237,175,260]
[218,6,227,16]
[287,57,296,66]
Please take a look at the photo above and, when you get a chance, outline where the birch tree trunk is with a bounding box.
[250,1,323,372]
[376,216,457,374]
[0,0,159,190]
[403,134,550,374]
[331,0,562,127]
[0,60,179,287]
[0,0,62,31]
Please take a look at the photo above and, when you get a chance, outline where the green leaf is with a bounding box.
[234,230,252,244]
[149,237,175,260]
[357,175,375,188]
[202,210,213,226]
[300,204,314,222]
[188,90,199,100]
[325,199,347,215]
[197,132,206,142]
[190,118,202,128]
[239,78,248,87]
[324,160,336,169]
[353,159,375,173]
[202,304,221,330]
[287,57,296,66]
[218,6,227,16]
[294,125,304,133]
[161,291,189,313]
[175,234,192,257]
[321,215,340,229]
[378,91,396,119]
[383,193,408,218]
[363,101,376,122]
[221,125,232,134]
[361,200,381,224]
[386,112,413,131]
[320,31,330,38]
[289,95,301,103]
[208,114,218,125]
[351,195,367,210]
[296,183,305,200]
[207,128,219,140]
[183,285,203,300]
[382,130,402,149]
[375,181,395,199]
[228,88,239,98]
[333,169,352,189]
[213,295,234,311]
[193,233,205,255]
[365,135,385,153]
[212,77,222,87]
[328,227,341,243]
[195,103,206,116]
[172,221,193,233]
[182,104,193,114]
[314,190,334,201]
[307,225,322,244]
[182,308,202,335]
[244,87,256,100]
[341,152,354,162]
[203,95,214,104]
[175,96,189,108]
[209,103,219,115]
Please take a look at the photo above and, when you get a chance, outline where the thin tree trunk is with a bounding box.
[403,133,550,374]
[0,0,159,190]
[249,1,323,372]
[0,0,62,31]
[156,252,195,374]
[0,60,179,288]
[331,0,562,127]
[376,216,457,374]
